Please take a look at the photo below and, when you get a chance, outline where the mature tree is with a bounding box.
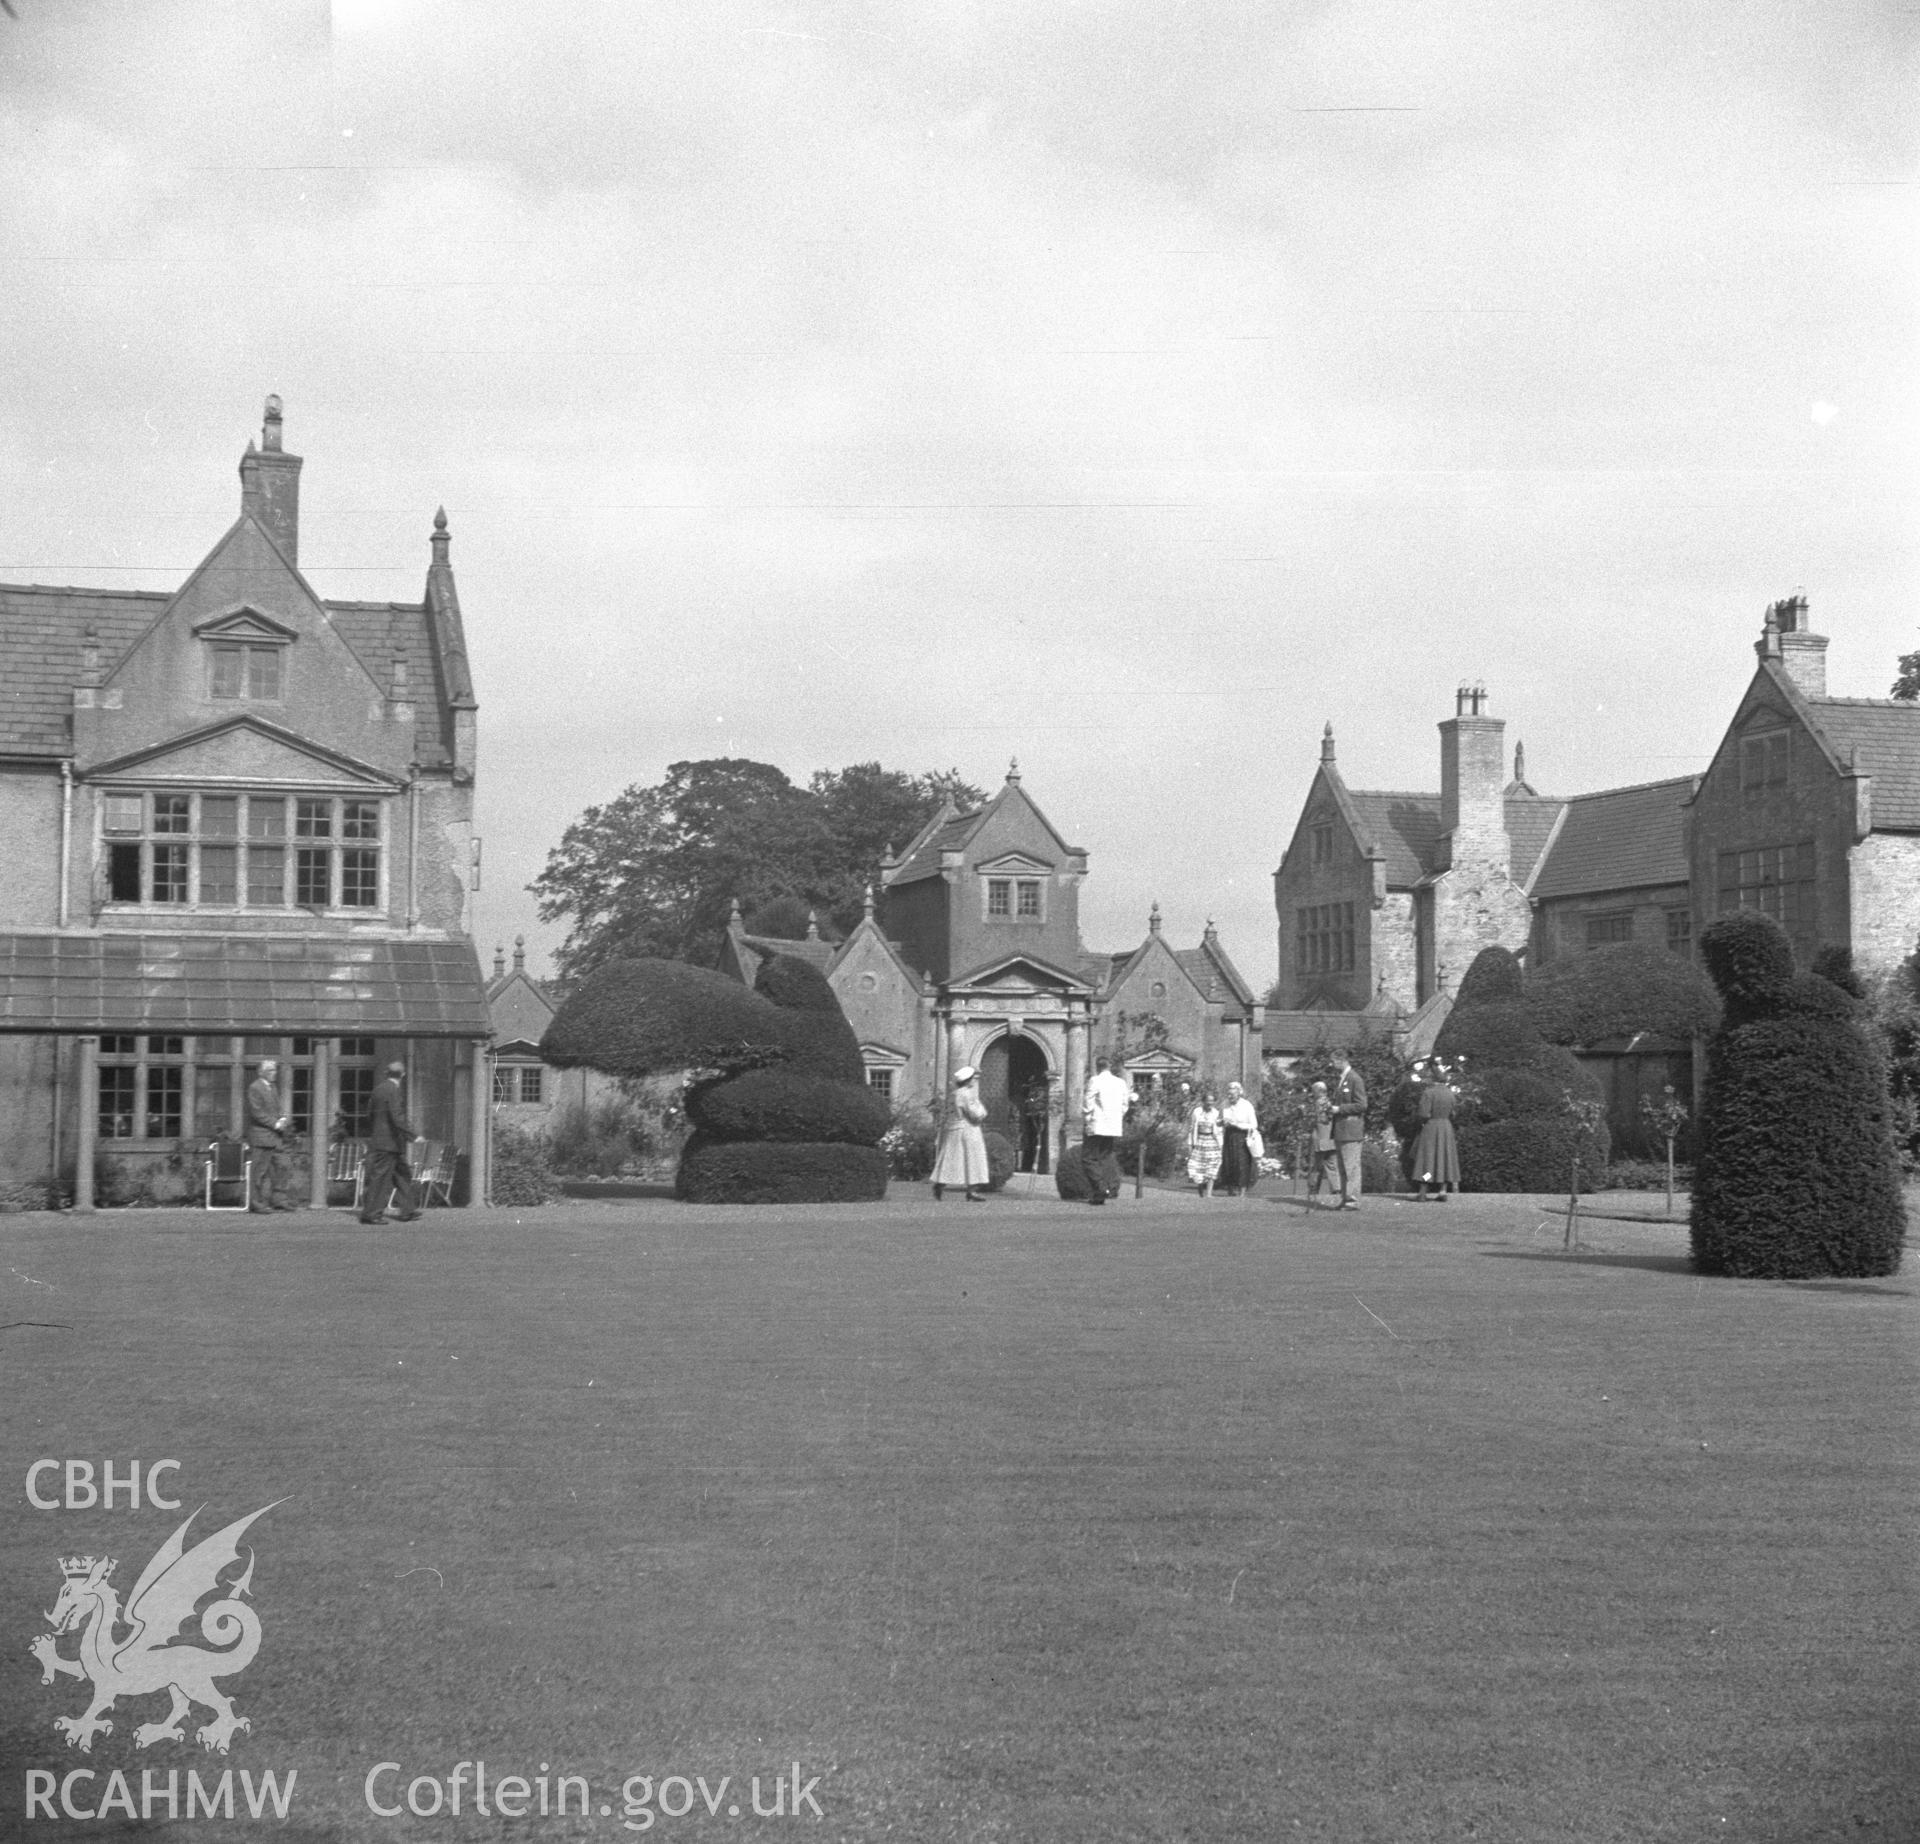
[533,757,983,981]
[1893,649,1920,702]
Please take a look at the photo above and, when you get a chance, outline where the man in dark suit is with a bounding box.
[244,1058,296,1213]
[1331,1050,1369,1210]
[360,1060,421,1225]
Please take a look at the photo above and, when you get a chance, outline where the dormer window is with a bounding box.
[195,608,295,704]
[210,642,283,701]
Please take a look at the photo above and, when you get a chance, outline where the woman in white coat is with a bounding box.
[931,1066,992,1202]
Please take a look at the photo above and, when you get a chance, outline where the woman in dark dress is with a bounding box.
[1219,1081,1260,1197]
[1414,1062,1461,1201]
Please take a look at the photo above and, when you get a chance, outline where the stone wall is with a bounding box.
[1848,832,1920,974]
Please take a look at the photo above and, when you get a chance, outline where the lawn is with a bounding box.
[2,1187,1915,1842]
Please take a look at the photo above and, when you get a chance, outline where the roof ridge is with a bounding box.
[1810,694,1920,710]
[1559,774,1696,802]
[0,582,171,600]
[1347,788,1440,802]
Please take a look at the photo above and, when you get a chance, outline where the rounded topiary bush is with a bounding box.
[686,1069,891,1145]
[542,958,787,1078]
[675,1137,890,1204]
[1055,1145,1098,1200]
[1528,942,1721,1047]
[1458,1114,1608,1193]
[1691,915,1904,1279]
[982,1129,1017,1193]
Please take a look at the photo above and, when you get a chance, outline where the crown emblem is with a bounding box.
[59,1556,111,1580]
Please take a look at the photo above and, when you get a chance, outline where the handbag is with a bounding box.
[1246,1127,1265,1161]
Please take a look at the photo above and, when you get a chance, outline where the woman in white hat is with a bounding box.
[931,1065,992,1202]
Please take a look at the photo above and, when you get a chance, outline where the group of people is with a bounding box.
[242,1055,423,1223]
[929,1045,1461,1209]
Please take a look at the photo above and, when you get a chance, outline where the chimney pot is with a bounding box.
[237,396,302,565]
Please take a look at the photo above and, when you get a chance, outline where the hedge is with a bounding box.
[1527,942,1720,1046]
[686,1069,890,1146]
[1458,1115,1609,1194]
[1691,913,1904,1278]
[675,1137,890,1204]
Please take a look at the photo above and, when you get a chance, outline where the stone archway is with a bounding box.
[976,1031,1051,1172]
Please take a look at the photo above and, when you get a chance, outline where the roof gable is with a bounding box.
[1802,698,1920,830]
[84,716,401,789]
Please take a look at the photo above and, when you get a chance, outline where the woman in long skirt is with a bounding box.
[1218,1080,1260,1197]
[1186,1085,1224,1197]
[1414,1063,1461,1201]
[931,1065,991,1202]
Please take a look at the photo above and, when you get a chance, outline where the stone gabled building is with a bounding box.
[718,764,1265,1160]
[0,398,493,1207]
[1269,596,1920,1062]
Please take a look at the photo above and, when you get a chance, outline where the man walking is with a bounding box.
[1330,1049,1369,1210]
[244,1058,296,1213]
[360,1060,421,1225]
[1080,1052,1132,1206]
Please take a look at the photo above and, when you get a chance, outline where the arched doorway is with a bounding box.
[976,1032,1051,1172]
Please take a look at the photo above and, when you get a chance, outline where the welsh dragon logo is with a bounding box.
[30,1501,282,1754]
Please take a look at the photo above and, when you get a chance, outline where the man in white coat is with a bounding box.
[1080,1052,1133,1206]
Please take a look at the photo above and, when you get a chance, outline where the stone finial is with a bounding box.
[1204,916,1218,943]
[492,943,506,978]
[1321,722,1335,763]
[728,896,743,926]
[262,394,283,452]
[1006,757,1021,784]
[806,909,821,941]
[430,506,451,568]
[863,882,875,919]
[1148,900,1162,935]
[391,654,410,697]
[80,627,102,685]
[513,934,526,973]
[1514,740,1526,783]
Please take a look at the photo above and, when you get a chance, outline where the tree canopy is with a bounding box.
[532,758,984,980]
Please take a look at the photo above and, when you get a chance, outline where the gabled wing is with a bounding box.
[117,1499,285,1659]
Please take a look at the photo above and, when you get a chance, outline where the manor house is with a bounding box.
[0,399,493,1207]
[719,764,1265,1163]
[1271,596,1920,1056]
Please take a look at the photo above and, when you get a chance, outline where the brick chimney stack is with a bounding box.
[1756,593,1827,699]
[1439,683,1506,861]
[238,394,302,566]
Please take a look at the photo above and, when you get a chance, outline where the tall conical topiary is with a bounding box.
[1690,913,1904,1278]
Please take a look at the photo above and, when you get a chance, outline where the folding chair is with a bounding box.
[204,1136,252,1212]
[410,1138,456,1208]
[326,1137,368,1212]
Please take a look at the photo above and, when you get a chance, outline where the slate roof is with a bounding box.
[0,583,458,767]
[1173,936,1257,1009]
[0,585,164,757]
[1263,1009,1386,1055]
[0,932,491,1035]
[1344,791,1444,887]
[888,811,981,884]
[1505,795,1565,887]
[1528,776,1693,901]
[1804,699,1920,829]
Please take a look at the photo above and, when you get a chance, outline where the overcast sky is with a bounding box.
[2,0,1912,987]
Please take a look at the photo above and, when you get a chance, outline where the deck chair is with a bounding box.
[204,1136,251,1212]
[411,1138,456,1208]
[326,1137,368,1211]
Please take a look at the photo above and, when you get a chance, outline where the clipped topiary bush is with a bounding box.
[1054,1144,1098,1200]
[982,1130,1017,1193]
[1691,914,1904,1278]
[542,953,885,1202]
[1453,945,1525,1010]
[675,1136,890,1204]
[1458,1114,1608,1193]
[1697,910,1797,1029]
[686,1068,891,1145]
[1528,942,1721,1047]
